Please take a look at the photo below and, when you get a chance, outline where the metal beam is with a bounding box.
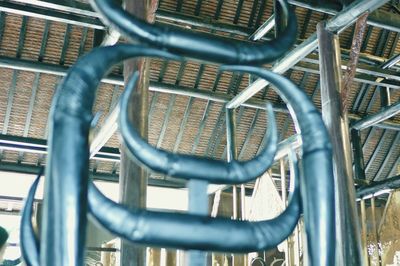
[2,42,400,89]
[0,161,184,188]
[151,82,400,131]
[249,15,275,41]
[303,55,400,84]
[381,53,400,69]
[294,61,400,90]
[0,1,103,29]
[89,106,119,158]
[288,0,400,33]
[7,0,99,17]
[374,132,400,181]
[352,101,400,130]
[0,133,120,162]
[1,56,399,132]
[356,174,400,199]
[7,0,400,34]
[0,131,299,189]
[0,56,123,85]
[226,0,391,109]
[351,129,366,180]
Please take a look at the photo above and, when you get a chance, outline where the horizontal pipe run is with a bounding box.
[356,175,400,199]
[91,0,297,65]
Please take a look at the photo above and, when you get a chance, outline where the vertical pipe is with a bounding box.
[317,22,363,265]
[187,179,208,266]
[119,1,150,266]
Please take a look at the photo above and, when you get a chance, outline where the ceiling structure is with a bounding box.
[0,0,398,191]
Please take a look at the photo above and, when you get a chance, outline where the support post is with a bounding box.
[226,108,245,266]
[317,22,363,265]
[360,200,369,264]
[119,0,152,265]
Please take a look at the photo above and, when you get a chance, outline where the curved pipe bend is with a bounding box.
[220,65,336,266]
[90,0,297,65]
[19,152,300,256]
[88,154,300,252]
[20,172,41,266]
[40,44,181,266]
[120,72,278,184]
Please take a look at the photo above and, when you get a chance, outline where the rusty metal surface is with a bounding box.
[341,12,369,113]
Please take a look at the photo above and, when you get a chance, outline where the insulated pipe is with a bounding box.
[87,151,300,252]
[120,73,278,184]
[220,66,336,266]
[38,45,181,266]
[20,173,41,266]
[90,0,297,65]
[19,159,299,259]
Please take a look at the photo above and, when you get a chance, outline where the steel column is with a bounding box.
[317,22,363,265]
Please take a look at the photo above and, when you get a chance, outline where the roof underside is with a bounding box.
[0,0,399,188]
